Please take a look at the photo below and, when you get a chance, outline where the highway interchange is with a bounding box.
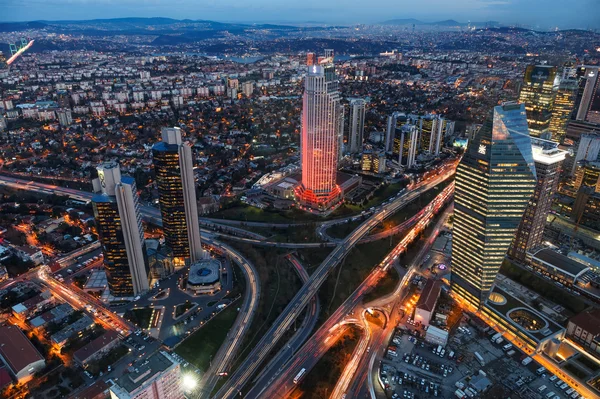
[0,168,455,399]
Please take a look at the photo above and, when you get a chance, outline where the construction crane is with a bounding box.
[5,38,34,67]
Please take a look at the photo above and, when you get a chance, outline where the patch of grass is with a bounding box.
[267,223,321,243]
[500,259,588,314]
[318,236,399,321]
[362,181,407,209]
[174,302,194,318]
[294,326,360,398]
[124,307,154,329]
[175,305,239,371]
[295,247,335,274]
[327,219,365,239]
[363,266,401,303]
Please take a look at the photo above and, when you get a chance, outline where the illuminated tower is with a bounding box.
[508,140,566,262]
[575,66,600,124]
[297,51,342,211]
[153,127,203,264]
[518,65,557,138]
[348,98,366,154]
[451,103,536,308]
[549,78,577,142]
[397,125,418,168]
[92,162,149,298]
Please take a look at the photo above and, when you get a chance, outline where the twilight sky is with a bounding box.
[2,0,599,29]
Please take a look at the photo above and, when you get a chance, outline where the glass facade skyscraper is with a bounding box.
[152,127,203,264]
[518,65,557,138]
[92,162,149,298]
[297,51,343,211]
[451,103,536,308]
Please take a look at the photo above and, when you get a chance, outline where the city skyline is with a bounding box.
[2,0,599,29]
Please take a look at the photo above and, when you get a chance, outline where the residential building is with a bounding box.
[451,103,536,308]
[0,325,45,381]
[509,140,566,262]
[348,98,366,154]
[518,65,557,138]
[109,352,183,399]
[152,127,203,264]
[92,162,149,298]
[296,51,343,211]
[74,330,121,367]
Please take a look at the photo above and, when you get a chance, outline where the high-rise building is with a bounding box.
[348,98,367,154]
[306,52,315,66]
[518,65,557,138]
[417,115,447,155]
[571,133,600,175]
[153,127,203,264]
[109,352,183,399]
[549,78,578,142]
[396,124,418,168]
[451,103,536,308]
[509,140,566,262]
[296,51,342,211]
[385,112,406,152]
[56,109,72,127]
[0,114,6,131]
[241,81,254,97]
[575,66,600,124]
[92,163,149,298]
[574,160,600,193]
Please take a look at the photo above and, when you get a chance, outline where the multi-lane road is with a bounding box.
[213,172,455,399]
[252,182,454,399]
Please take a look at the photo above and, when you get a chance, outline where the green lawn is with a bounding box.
[124,307,154,329]
[174,302,194,318]
[326,219,364,239]
[175,305,239,371]
[500,259,588,314]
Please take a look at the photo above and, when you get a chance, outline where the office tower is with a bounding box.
[509,140,566,262]
[153,127,203,264]
[571,133,600,174]
[348,99,367,154]
[574,161,600,193]
[92,162,149,297]
[549,78,578,142]
[338,103,345,161]
[0,114,6,131]
[451,103,536,308]
[385,112,406,152]
[109,352,183,399]
[306,52,315,66]
[575,66,600,123]
[419,115,446,155]
[518,65,557,138]
[296,51,342,211]
[395,124,418,168]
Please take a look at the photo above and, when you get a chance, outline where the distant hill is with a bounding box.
[381,18,501,27]
[0,21,48,32]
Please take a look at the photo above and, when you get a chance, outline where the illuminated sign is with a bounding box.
[478,144,487,155]
[312,65,317,74]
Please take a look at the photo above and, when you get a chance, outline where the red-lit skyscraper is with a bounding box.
[297,51,342,211]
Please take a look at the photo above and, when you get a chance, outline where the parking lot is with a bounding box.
[378,313,586,399]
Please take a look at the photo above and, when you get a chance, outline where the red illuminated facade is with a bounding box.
[297,51,343,211]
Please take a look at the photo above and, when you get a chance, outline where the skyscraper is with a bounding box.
[575,66,600,124]
[385,112,406,153]
[396,124,418,168]
[153,127,203,264]
[92,162,149,298]
[451,103,536,308]
[348,98,367,154]
[518,65,557,138]
[549,78,577,142]
[297,51,342,211]
[508,140,566,262]
[571,133,600,175]
[418,114,447,155]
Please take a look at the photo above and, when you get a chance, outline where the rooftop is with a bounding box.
[0,325,44,375]
[113,352,177,394]
[188,258,221,286]
[568,309,600,337]
[532,248,590,278]
[73,330,120,363]
[416,279,442,312]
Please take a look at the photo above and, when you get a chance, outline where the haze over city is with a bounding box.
[0,1,600,399]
